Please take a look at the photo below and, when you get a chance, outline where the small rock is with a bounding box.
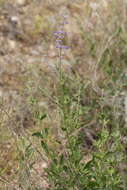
[8,40,16,49]
[10,16,19,24]
[16,0,26,5]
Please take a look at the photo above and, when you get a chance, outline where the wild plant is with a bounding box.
[32,13,126,190]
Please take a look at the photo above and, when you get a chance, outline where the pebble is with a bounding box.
[10,16,19,24]
[8,39,16,50]
[16,0,26,5]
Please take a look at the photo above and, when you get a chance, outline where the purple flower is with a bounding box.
[61,21,69,25]
[54,14,70,53]
[54,31,66,35]
[56,45,70,49]
[55,35,65,39]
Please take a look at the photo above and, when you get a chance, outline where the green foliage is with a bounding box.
[33,69,125,189]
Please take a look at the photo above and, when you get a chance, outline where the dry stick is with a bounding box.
[0,171,20,187]
[0,175,10,184]
[122,0,126,34]
[39,86,58,105]
[92,32,119,96]
[95,31,119,77]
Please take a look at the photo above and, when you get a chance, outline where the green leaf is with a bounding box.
[83,159,93,170]
[41,140,49,154]
[29,161,35,169]
[44,127,49,136]
[32,132,43,138]
[36,113,47,120]
[25,143,34,158]
[56,140,62,144]
[63,165,68,172]
[60,154,64,165]
[30,97,38,104]
[61,127,67,131]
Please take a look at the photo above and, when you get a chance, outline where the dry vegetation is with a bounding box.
[0,0,127,189]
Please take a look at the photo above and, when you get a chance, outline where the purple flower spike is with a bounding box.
[55,35,64,39]
[61,21,69,25]
[55,14,70,54]
[54,31,66,35]
[56,45,70,49]
[62,45,70,49]
[56,45,62,49]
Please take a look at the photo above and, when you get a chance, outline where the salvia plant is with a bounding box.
[32,13,126,190]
